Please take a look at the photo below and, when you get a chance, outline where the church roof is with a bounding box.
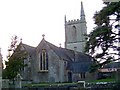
[37,39,93,73]
[20,38,93,73]
[36,38,73,61]
[37,39,92,62]
[70,62,93,73]
[22,43,35,55]
[20,43,36,60]
[45,41,74,61]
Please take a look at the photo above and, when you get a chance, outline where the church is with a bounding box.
[12,2,96,83]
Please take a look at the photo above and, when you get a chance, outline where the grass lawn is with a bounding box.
[23,78,117,87]
[87,78,116,84]
[23,82,77,87]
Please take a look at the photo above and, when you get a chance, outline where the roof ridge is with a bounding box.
[44,40,63,59]
[22,43,35,48]
[44,40,72,61]
[21,43,36,57]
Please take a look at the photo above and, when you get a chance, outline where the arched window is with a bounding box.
[40,49,48,71]
[79,73,86,79]
[72,26,77,42]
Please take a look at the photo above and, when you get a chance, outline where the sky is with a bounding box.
[0,0,104,60]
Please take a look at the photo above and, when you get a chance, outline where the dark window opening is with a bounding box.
[40,49,48,71]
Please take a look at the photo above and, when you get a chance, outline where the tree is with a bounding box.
[85,2,120,71]
[2,49,27,79]
[7,35,21,58]
[2,35,27,79]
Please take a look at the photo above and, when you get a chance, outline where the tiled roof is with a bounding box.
[21,43,36,60]
[21,38,93,73]
[36,38,73,61]
[103,62,120,68]
[37,39,93,73]
[40,39,92,62]
[70,62,93,73]
[22,43,35,55]
[45,40,74,61]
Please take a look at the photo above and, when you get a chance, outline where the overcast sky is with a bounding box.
[0,0,104,60]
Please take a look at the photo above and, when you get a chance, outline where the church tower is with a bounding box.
[65,2,87,52]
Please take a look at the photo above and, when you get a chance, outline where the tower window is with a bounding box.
[72,26,77,42]
[73,26,76,30]
[39,49,48,72]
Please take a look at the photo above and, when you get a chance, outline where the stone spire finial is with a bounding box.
[20,38,22,43]
[80,1,86,21]
[59,43,61,47]
[64,15,66,23]
[42,34,45,39]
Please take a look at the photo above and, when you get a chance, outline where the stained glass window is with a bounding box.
[40,49,48,71]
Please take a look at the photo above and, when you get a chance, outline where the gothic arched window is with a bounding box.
[72,26,77,42]
[40,49,48,71]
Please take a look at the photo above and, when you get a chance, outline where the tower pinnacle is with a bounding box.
[65,2,87,52]
[64,15,66,24]
[80,1,85,21]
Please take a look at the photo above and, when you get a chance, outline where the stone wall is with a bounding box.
[31,49,66,83]
[2,79,9,88]
[48,49,65,82]
[65,19,87,52]
[85,72,98,81]
[0,49,2,90]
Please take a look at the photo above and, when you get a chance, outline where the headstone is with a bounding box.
[15,74,23,88]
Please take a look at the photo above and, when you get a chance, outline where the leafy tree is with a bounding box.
[2,49,27,79]
[85,2,120,71]
[2,35,27,79]
[7,35,20,58]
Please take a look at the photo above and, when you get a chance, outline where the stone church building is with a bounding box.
[13,2,96,83]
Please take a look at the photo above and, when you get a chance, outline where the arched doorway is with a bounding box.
[68,72,72,82]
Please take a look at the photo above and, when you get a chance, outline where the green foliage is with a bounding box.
[2,35,27,79]
[94,2,120,26]
[85,2,120,71]
[2,46,27,79]
[88,78,115,83]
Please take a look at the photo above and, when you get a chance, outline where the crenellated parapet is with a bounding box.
[65,19,80,25]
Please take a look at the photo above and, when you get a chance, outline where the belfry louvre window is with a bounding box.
[72,26,77,42]
[40,49,48,71]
